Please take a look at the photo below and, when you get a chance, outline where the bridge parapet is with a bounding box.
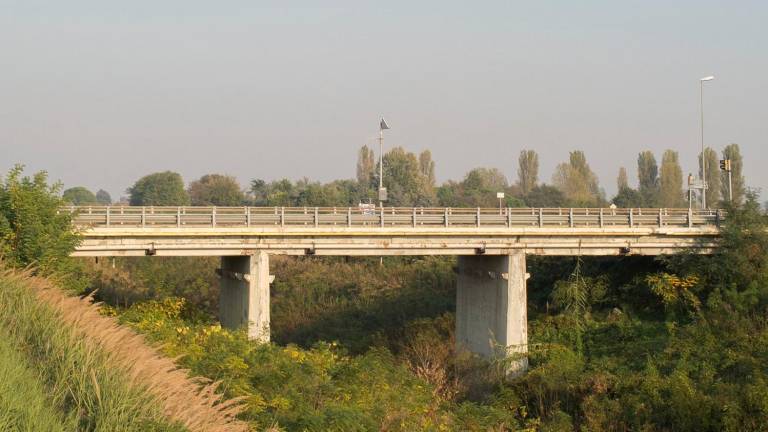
[66,206,723,229]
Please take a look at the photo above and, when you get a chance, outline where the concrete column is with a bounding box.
[219,252,270,342]
[456,252,528,373]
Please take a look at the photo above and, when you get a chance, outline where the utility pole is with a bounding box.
[378,118,390,208]
[699,76,714,208]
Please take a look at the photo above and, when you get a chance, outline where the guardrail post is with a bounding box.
[658,208,663,227]
[476,207,481,227]
[314,207,319,227]
[687,208,693,227]
[212,207,217,227]
[141,207,146,228]
[348,207,352,227]
[246,207,251,227]
[507,207,511,227]
[538,208,543,227]
[380,206,385,227]
[715,209,721,227]
[412,208,417,228]
[629,208,634,227]
[569,208,574,228]
[106,207,111,227]
[599,208,604,228]
[177,207,181,228]
[445,208,449,227]
[280,207,285,227]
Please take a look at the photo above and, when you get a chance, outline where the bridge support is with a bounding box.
[219,252,270,342]
[456,252,528,374]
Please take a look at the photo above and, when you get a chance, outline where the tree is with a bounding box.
[356,145,376,185]
[552,151,601,206]
[0,165,83,288]
[457,168,508,207]
[612,186,643,208]
[617,167,629,191]
[188,174,244,206]
[377,147,436,206]
[637,151,659,207]
[62,187,97,205]
[525,184,567,207]
[128,171,190,206]
[699,147,721,206]
[659,150,684,207]
[722,143,745,205]
[95,189,112,205]
[518,150,539,196]
[418,150,436,190]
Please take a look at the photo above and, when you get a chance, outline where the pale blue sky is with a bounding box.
[1,1,766,200]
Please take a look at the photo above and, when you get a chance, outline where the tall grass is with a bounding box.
[0,330,77,431]
[0,266,249,432]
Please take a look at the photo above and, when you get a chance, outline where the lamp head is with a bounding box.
[700,76,715,81]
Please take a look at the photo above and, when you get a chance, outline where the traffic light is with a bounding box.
[719,159,731,172]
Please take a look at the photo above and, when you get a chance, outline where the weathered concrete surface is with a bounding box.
[219,252,270,341]
[71,226,719,257]
[456,253,528,374]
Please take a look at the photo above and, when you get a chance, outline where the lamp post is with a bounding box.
[699,75,714,209]
[378,118,390,208]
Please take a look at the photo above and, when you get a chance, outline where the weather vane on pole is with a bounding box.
[378,118,390,208]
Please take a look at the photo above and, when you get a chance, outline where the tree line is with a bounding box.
[62,144,747,209]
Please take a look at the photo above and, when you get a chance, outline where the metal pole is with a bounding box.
[379,128,383,209]
[700,80,706,209]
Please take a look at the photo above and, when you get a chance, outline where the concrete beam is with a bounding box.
[456,253,528,375]
[219,252,270,342]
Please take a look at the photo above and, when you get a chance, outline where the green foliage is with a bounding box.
[437,168,516,207]
[0,330,77,431]
[700,147,721,205]
[95,189,112,205]
[518,150,539,196]
[638,150,659,206]
[377,147,437,206]
[188,174,244,206]
[0,269,187,432]
[722,143,745,205]
[524,184,567,207]
[115,297,451,431]
[250,178,369,207]
[612,186,643,207]
[128,171,190,206]
[0,165,84,290]
[552,151,603,206]
[63,186,97,205]
[659,149,684,207]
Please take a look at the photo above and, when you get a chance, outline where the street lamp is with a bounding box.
[699,75,714,209]
[378,118,390,208]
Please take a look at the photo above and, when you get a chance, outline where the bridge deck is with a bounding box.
[67,206,722,257]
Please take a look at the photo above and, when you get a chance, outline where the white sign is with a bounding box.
[496,192,505,199]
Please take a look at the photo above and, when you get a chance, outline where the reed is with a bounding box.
[0,265,249,432]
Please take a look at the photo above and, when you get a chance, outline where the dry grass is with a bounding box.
[4,267,250,432]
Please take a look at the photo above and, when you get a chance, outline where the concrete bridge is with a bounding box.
[68,206,722,372]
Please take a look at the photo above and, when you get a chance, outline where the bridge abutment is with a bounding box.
[456,253,528,374]
[219,252,270,342]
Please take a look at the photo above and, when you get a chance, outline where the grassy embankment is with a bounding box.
[0,265,249,432]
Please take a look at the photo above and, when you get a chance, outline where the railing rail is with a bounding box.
[64,206,724,229]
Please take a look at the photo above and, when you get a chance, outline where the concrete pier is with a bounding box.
[456,253,528,373]
[219,252,270,342]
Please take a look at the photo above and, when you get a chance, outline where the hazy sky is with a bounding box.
[2,1,766,201]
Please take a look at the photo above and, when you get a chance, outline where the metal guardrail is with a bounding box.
[64,206,724,229]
